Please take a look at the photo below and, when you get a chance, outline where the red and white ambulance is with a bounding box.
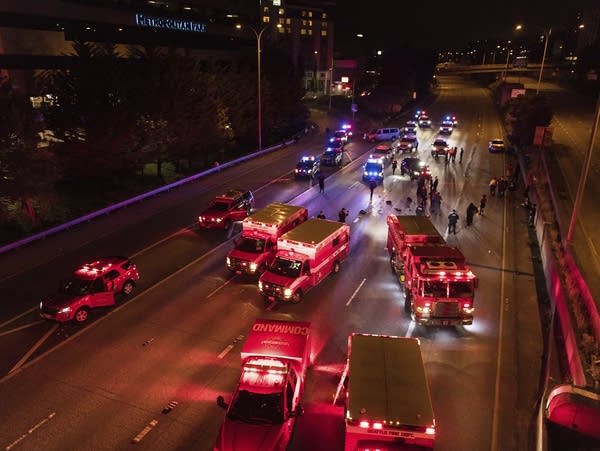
[215,319,311,451]
[258,218,350,303]
[226,203,308,276]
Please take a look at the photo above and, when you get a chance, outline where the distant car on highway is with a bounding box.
[431,138,450,157]
[371,144,393,163]
[198,189,255,230]
[439,120,454,135]
[295,155,320,179]
[321,146,343,166]
[418,115,432,128]
[39,257,139,323]
[363,158,385,182]
[397,134,419,153]
[330,130,348,145]
[488,139,505,153]
[400,158,431,180]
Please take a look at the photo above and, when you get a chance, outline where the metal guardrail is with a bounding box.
[0,139,295,255]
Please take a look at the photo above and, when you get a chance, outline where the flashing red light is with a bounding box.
[426,426,436,435]
[359,420,370,428]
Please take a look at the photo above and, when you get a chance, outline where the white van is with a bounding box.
[363,127,401,143]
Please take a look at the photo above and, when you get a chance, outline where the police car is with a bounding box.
[341,123,353,138]
[418,115,432,128]
[295,155,320,178]
[397,134,419,153]
[439,120,454,135]
[321,146,343,166]
[363,158,384,182]
[330,130,348,145]
[431,137,449,157]
[370,144,392,164]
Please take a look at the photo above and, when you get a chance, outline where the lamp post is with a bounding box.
[536,28,551,95]
[502,41,512,80]
[236,23,280,152]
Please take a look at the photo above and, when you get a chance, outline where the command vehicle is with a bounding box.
[431,138,449,157]
[258,218,350,304]
[340,333,436,450]
[215,318,311,451]
[363,158,384,182]
[386,215,444,277]
[387,215,477,326]
[198,189,255,230]
[39,256,139,323]
[226,203,308,276]
[295,155,320,179]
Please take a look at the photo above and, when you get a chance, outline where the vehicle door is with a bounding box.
[104,269,122,293]
[90,278,115,307]
[230,200,249,221]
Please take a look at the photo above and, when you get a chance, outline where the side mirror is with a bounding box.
[216,395,228,410]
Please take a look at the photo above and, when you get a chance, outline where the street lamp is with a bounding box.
[502,41,512,80]
[236,22,281,152]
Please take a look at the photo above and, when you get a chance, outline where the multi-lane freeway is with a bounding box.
[0,76,543,450]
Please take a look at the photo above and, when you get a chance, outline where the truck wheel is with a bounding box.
[291,290,303,304]
[332,261,340,274]
[122,280,135,295]
[74,307,90,324]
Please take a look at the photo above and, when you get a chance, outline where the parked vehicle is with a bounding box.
[198,190,255,230]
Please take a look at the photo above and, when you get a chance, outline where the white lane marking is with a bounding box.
[0,320,45,337]
[217,344,235,359]
[206,276,237,299]
[5,411,56,450]
[8,324,58,375]
[405,321,416,338]
[131,419,158,444]
[131,226,192,258]
[345,278,366,306]
[490,164,510,451]
[0,307,37,330]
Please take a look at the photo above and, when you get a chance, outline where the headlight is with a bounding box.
[364,171,368,176]
[379,172,383,177]
[198,216,203,221]
[249,262,258,272]
[58,306,72,313]
[226,257,231,266]
[283,288,293,298]
[216,218,222,222]
[39,301,43,309]
[258,280,263,290]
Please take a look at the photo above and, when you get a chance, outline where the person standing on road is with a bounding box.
[466,202,478,225]
[318,174,325,193]
[459,147,464,163]
[479,194,487,215]
[529,204,537,226]
[317,211,326,219]
[338,208,348,223]
[432,176,439,192]
[489,176,497,196]
[369,179,378,201]
[448,209,459,234]
[392,158,398,175]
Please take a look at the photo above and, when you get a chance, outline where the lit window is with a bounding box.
[286,27,291,33]
[263,16,270,23]
[301,29,306,35]
[322,12,327,19]
[278,18,284,25]
[308,11,312,17]
[321,30,327,36]
[286,18,291,24]
[302,20,307,26]
[322,22,327,28]
[302,10,306,17]
[279,8,284,15]
[263,6,269,12]
[308,29,312,35]
[308,20,312,26]
[278,26,285,33]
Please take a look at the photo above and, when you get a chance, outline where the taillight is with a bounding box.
[359,420,370,428]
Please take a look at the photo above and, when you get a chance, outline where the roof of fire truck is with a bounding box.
[280,218,346,246]
[388,215,443,239]
[245,203,305,228]
[347,334,434,427]
[407,244,465,260]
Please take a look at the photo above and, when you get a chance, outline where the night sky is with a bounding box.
[334,0,596,54]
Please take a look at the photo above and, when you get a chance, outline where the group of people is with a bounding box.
[316,207,349,223]
[489,175,516,197]
[410,175,443,216]
[436,147,464,164]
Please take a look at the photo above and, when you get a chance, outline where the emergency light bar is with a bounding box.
[301,156,315,161]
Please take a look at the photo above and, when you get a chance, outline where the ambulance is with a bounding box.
[215,319,311,451]
[258,218,350,304]
[226,203,308,276]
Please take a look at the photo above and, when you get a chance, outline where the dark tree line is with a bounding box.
[0,40,307,238]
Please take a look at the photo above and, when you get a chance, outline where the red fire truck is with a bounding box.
[215,319,311,451]
[387,215,477,326]
[340,334,436,450]
[226,203,308,276]
[258,218,350,304]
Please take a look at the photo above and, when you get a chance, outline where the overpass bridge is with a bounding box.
[437,62,543,75]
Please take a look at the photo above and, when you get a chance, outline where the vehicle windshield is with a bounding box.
[227,390,284,425]
[269,257,302,278]
[434,140,447,146]
[449,281,474,297]
[334,132,345,138]
[209,200,232,211]
[492,140,503,145]
[60,277,92,295]
[235,237,266,253]
[365,162,383,172]
[422,280,448,297]
[297,161,313,169]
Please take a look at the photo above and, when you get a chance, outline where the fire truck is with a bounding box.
[387,215,477,326]
[258,218,350,304]
[340,334,436,450]
[215,319,311,451]
[226,203,308,276]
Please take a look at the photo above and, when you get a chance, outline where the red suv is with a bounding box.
[198,190,255,230]
[39,257,140,323]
